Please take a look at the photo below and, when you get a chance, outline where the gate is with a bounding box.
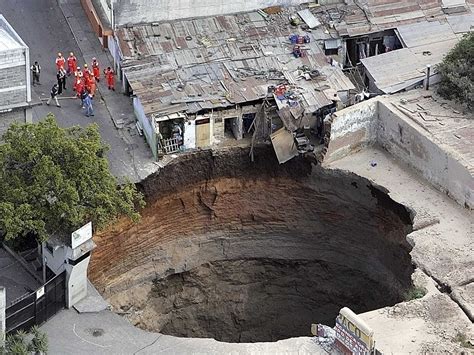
[5,271,66,334]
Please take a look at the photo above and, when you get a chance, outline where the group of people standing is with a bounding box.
[34,51,116,117]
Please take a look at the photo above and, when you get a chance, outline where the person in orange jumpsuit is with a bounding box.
[84,74,91,93]
[67,52,77,76]
[104,66,115,90]
[73,66,83,91]
[82,64,91,80]
[88,75,97,96]
[91,58,100,82]
[55,52,65,71]
[75,77,85,107]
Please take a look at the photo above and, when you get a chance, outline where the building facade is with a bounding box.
[0,15,31,136]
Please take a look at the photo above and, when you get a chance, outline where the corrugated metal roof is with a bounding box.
[297,9,321,29]
[396,21,458,47]
[118,8,355,117]
[447,13,474,33]
[361,38,458,94]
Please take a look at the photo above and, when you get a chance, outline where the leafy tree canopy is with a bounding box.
[436,32,473,111]
[0,115,144,243]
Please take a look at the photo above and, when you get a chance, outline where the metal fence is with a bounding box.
[5,271,66,334]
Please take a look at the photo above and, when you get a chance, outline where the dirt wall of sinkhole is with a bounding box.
[89,146,414,342]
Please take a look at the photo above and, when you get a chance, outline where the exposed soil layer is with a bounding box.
[90,146,414,343]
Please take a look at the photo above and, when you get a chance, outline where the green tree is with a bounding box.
[436,32,474,111]
[0,115,144,244]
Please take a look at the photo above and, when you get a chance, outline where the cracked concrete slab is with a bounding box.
[326,147,474,352]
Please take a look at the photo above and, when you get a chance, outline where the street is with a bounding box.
[0,0,156,182]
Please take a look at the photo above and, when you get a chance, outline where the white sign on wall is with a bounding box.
[36,286,44,300]
[71,222,93,249]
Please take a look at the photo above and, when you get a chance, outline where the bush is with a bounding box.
[404,285,427,301]
[436,32,474,111]
[0,326,48,354]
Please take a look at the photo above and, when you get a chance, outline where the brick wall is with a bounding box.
[0,48,28,107]
[0,48,25,67]
[0,65,26,89]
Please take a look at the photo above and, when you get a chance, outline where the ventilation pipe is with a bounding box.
[425,64,431,90]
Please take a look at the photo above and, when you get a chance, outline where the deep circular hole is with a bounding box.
[91,148,414,343]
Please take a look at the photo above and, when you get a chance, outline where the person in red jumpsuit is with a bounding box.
[67,52,77,76]
[91,58,100,82]
[104,66,115,90]
[55,52,65,71]
[82,64,91,80]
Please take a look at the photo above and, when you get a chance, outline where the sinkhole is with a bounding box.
[90,147,414,343]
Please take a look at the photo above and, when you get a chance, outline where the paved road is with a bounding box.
[0,0,156,182]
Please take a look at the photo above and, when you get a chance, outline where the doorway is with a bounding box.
[224,117,237,139]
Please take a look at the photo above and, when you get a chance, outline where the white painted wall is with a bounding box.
[66,256,91,308]
[114,0,308,25]
[184,119,196,149]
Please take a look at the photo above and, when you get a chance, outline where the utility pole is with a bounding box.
[41,242,46,283]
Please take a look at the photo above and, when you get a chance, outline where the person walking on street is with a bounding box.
[56,68,66,95]
[55,52,65,71]
[31,61,41,86]
[46,84,61,107]
[92,58,100,82]
[80,89,88,109]
[83,93,94,117]
[104,66,115,90]
[67,52,77,76]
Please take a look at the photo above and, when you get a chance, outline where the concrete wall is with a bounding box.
[324,99,378,163]
[213,116,225,143]
[377,102,473,209]
[43,245,68,275]
[0,287,4,346]
[66,256,91,308]
[133,97,158,159]
[114,0,308,25]
[323,98,473,209]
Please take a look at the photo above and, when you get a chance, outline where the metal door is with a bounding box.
[195,118,210,147]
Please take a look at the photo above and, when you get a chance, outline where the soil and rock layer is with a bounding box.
[90,146,414,343]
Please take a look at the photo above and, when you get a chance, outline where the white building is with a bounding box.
[0,15,31,136]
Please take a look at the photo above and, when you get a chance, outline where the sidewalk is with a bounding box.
[57,0,157,182]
